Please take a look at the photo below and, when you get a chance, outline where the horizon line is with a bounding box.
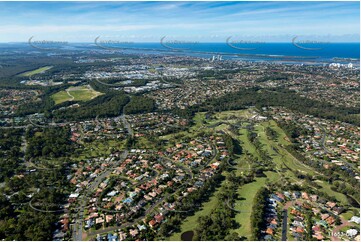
[1,41,360,44]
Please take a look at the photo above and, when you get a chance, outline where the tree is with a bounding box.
[225,232,240,241]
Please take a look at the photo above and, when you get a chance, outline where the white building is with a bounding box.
[346,229,358,238]
[329,63,341,68]
[349,216,360,224]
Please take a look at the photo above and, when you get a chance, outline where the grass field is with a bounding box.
[168,188,222,240]
[162,109,353,240]
[314,180,348,204]
[231,122,284,238]
[254,122,315,178]
[135,137,158,149]
[166,110,265,240]
[255,121,351,206]
[213,109,253,120]
[232,171,280,235]
[19,66,53,77]
[52,85,103,104]
[231,177,267,238]
[52,91,71,104]
[237,123,262,160]
[72,139,125,162]
[160,112,207,141]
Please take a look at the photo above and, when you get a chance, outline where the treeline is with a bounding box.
[123,96,155,115]
[180,87,359,126]
[277,121,309,143]
[255,73,289,83]
[0,127,72,240]
[0,128,70,241]
[170,107,195,121]
[278,116,360,203]
[265,126,278,140]
[12,78,147,121]
[89,79,122,94]
[25,126,73,159]
[0,55,70,79]
[157,172,225,239]
[247,128,273,171]
[284,143,359,205]
[53,93,130,121]
[250,187,270,240]
[15,84,72,117]
[14,79,131,121]
[198,69,228,80]
[223,133,236,156]
[23,79,155,120]
[94,77,148,87]
[0,129,23,182]
[193,171,242,241]
[0,192,58,240]
[0,164,71,240]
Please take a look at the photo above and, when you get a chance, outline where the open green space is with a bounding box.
[168,184,224,241]
[213,109,253,120]
[232,177,267,238]
[254,121,349,206]
[254,121,315,177]
[71,139,125,162]
[18,66,53,77]
[52,85,103,104]
[52,90,72,104]
[162,109,354,240]
[231,171,280,239]
[135,136,158,149]
[341,210,355,221]
[314,180,348,204]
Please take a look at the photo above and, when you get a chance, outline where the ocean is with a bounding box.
[2,42,360,64]
[88,42,360,64]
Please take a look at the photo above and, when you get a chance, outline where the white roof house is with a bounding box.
[349,216,360,224]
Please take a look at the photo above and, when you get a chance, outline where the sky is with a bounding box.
[0,1,359,43]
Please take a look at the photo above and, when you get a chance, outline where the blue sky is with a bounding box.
[0,1,359,42]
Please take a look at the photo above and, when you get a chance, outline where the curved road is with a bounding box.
[72,114,134,241]
[72,150,129,241]
[85,140,218,240]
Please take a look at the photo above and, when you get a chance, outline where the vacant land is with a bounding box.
[18,66,53,77]
[52,85,103,104]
